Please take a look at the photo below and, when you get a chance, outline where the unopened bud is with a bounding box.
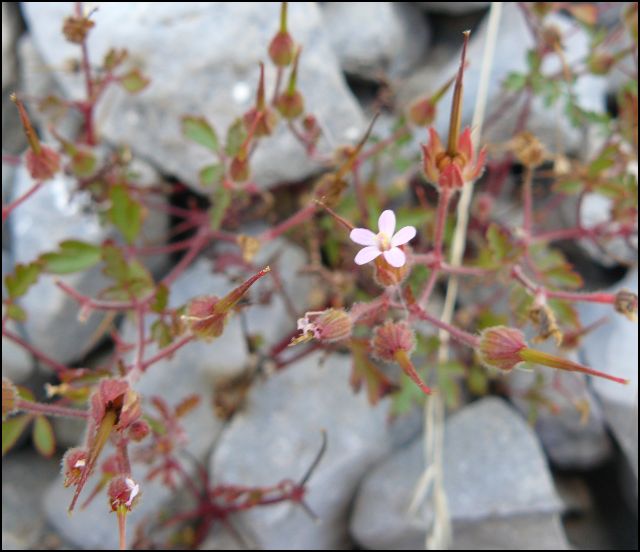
[127,420,150,442]
[275,90,304,120]
[408,97,436,127]
[614,289,638,322]
[587,52,615,75]
[269,32,295,66]
[292,308,352,345]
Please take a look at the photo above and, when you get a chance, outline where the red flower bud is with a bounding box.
[269,31,296,66]
[230,155,250,182]
[127,420,150,442]
[275,90,304,120]
[25,146,61,181]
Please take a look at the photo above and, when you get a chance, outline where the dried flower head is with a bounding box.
[62,448,89,487]
[509,131,548,168]
[614,289,638,322]
[62,15,95,44]
[292,308,353,345]
[350,210,416,268]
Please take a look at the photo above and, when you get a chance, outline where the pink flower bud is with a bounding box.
[90,379,141,432]
[25,146,61,181]
[268,31,296,66]
[127,420,150,442]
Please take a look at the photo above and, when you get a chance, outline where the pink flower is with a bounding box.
[350,210,416,268]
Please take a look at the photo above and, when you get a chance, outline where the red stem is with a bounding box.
[16,398,89,419]
[259,203,316,242]
[2,327,69,374]
[2,181,46,223]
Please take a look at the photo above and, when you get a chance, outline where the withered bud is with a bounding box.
[2,378,18,420]
[373,252,411,287]
[509,131,547,168]
[62,15,95,44]
[614,289,638,322]
[477,326,527,372]
[371,320,415,362]
[528,304,563,346]
[587,52,616,75]
[292,308,353,345]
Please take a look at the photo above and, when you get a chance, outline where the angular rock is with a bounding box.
[417,2,490,14]
[351,397,566,550]
[7,160,167,367]
[507,358,612,470]
[21,2,365,192]
[321,3,430,79]
[2,449,62,550]
[2,2,21,91]
[579,268,639,480]
[1,321,35,385]
[207,351,396,549]
[399,3,607,154]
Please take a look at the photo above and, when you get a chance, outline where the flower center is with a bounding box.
[376,232,392,251]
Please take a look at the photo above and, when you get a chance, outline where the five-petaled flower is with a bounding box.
[350,210,416,268]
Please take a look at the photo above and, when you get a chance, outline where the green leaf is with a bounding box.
[467,366,489,395]
[103,48,128,71]
[225,118,247,157]
[32,415,55,457]
[5,303,26,322]
[151,284,169,313]
[101,243,154,300]
[199,163,225,187]
[390,373,425,418]
[150,319,172,348]
[209,186,231,230]
[486,223,521,265]
[109,185,142,244]
[350,339,398,406]
[40,240,102,274]
[182,115,219,153]
[553,179,583,195]
[4,262,42,299]
[437,361,464,409]
[2,415,31,456]
[119,68,150,93]
[503,72,527,92]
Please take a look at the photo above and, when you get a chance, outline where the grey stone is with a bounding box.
[207,351,396,549]
[2,449,61,550]
[574,191,638,267]
[399,3,607,154]
[507,360,612,470]
[8,158,168,367]
[321,3,431,79]
[21,2,365,192]
[1,321,35,384]
[579,268,639,480]
[2,2,21,91]
[418,2,490,14]
[351,397,565,550]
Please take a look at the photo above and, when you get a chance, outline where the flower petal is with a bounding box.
[378,210,396,236]
[354,246,382,265]
[439,164,464,189]
[458,127,473,161]
[383,247,406,268]
[391,226,417,247]
[349,227,377,246]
